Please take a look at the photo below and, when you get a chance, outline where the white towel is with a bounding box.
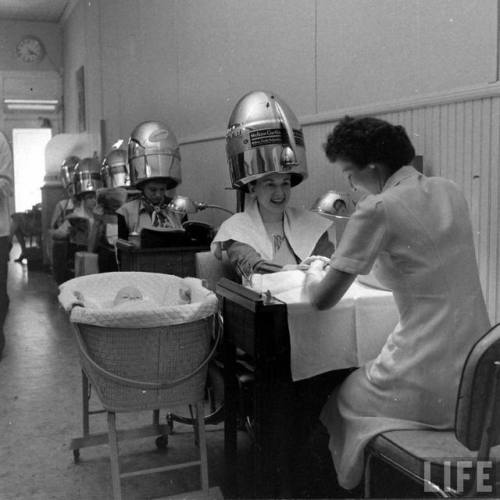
[250,271,399,381]
[58,272,218,328]
[211,197,332,261]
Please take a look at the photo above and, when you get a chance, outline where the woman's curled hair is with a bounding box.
[324,116,415,173]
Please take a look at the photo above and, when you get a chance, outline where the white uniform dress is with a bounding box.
[321,166,490,489]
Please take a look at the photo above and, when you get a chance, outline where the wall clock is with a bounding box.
[16,37,45,63]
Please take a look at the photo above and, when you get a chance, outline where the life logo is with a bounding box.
[423,459,496,495]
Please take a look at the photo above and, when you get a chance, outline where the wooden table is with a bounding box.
[116,239,209,277]
[216,277,398,498]
[217,278,293,498]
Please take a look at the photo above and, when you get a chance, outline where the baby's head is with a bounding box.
[113,286,143,307]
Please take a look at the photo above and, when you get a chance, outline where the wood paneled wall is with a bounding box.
[305,88,500,323]
[380,100,500,324]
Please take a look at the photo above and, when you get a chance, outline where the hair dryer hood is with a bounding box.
[74,157,103,196]
[226,90,307,190]
[128,120,181,190]
[60,156,80,196]
[101,148,130,188]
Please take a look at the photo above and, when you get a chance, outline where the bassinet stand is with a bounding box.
[70,370,170,462]
[69,319,222,500]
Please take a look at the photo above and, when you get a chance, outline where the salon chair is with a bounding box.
[165,251,254,432]
[364,322,500,498]
[194,250,239,292]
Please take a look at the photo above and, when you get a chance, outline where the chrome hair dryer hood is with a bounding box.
[128,120,181,190]
[101,148,130,188]
[226,90,307,190]
[60,156,80,197]
[74,157,103,196]
[311,191,355,220]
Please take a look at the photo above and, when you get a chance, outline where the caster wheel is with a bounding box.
[73,449,80,463]
[155,435,168,450]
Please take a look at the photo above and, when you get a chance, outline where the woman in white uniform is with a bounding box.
[305,116,491,491]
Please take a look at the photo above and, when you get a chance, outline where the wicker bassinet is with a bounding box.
[58,272,219,412]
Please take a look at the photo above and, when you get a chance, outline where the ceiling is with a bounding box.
[0,0,71,23]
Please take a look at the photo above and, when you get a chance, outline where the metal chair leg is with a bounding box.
[153,409,160,425]
[107,411,122,500]
[82,371,90,436]
[364,451,372,498]
[196,401,210,494]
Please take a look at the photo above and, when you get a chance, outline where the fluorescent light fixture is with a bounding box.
[3,98,59,112]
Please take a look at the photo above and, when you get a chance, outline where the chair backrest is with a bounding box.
[195,251,239,291]
[455,322,500,450]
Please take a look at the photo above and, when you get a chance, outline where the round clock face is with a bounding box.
[16,37,45,63]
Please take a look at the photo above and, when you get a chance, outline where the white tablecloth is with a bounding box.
[250,271,399,381]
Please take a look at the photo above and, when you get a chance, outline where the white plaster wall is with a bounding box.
[61,0,499,200]
[69,0,497,144]
[316,0,497,111]
[62,0,86,135]
[0,20,63,134]
[61,0,101,156]
[0,20,62,73]
[60,0,499,202]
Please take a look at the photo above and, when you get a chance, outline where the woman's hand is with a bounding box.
[305,264,356,310]
[300,255,331,269]
[281,263,309,272]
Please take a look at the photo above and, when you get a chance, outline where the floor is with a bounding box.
[0,244,350,500]
[0,245,232,500]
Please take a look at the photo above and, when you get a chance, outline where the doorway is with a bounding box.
[12,128,52,212]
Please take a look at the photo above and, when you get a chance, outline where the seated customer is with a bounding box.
[90,187,128,272]
[64,192,98,249]
[51,156,80,231]
[53,157,102,275]
[51,196,77,232]
[116,120,183,239]
[49,157,80,283]
[211,90,334,280]
[116,179,182,239]
[93,147,132,271]
[212,171,334,280]
[212,91,339,498]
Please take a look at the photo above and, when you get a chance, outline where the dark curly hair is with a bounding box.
[324,116,415,173]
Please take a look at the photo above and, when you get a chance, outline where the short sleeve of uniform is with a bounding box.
[330,195,386,275]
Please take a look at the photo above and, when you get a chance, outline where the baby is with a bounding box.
[112,284,192,310]
[113,285,144,306]
[72,284,192,311]
[112,285,161,311]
